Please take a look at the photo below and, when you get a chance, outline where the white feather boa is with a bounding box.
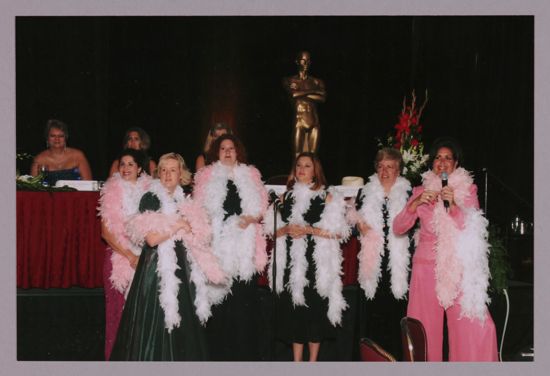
[354,174,411,300]
[195,162,268,288]
[422,168,491,323]
[266,183,350,326]
[98,173,151,296]
[125,181,186,332]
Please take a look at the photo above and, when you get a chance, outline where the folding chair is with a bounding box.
[400,316,428,361]
[359,337,396,362]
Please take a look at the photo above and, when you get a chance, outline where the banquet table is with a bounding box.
[17,190,105,289]
[17,190,360,289]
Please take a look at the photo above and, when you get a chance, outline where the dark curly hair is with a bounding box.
[208,134,247,164]
[117,148,147,173]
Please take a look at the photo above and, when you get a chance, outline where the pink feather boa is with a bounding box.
[177,200,225,284]
[358,231,384,295]
[126,204,225,285]
[346,206,384,295]
[250,167,269,272]
[98,174,150,293]
[422,168,473,309]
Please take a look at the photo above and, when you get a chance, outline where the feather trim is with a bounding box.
[109,250,134,297]
[268,183,320,305]
[263,203,282,236]
[422,168,491,322]
[267,184,349,326]
[176,198,227,324]
[98,173,151,294]
[267,235,288,293]
[146,181,185,332]
[431,203,462,309]
[314,188,350,326]
[356,175,411,299]
[194,162,268,282]
[177,199,225,285]
[457,207,491,323]
[264,203,285,292]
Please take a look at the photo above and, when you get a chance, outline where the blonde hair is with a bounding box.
[157,152,192,185]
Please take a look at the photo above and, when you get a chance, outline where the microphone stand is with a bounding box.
[483,167,488,215]
[269,193,280,361]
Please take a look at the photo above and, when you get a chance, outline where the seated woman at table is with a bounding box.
[347,147,412,359]
[264,152,350,361]
[98,148,152,360]
[30,119,93,185]
[110,152,225,361]
[194,122,232,172]
[109,127,157,177]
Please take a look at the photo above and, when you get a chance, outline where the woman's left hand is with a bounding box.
[440,186,455,207]
[128,253,139,269]
[238,215,257,229]
[175,218,192,234]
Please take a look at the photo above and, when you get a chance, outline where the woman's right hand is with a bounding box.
[175,218,192,234]
[357,221,371,236]
[408,189,438,212]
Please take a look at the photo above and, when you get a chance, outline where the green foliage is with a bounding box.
[16,176,76,192]
[488,224,512,293]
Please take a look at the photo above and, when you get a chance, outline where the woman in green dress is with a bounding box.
[110,152,224,361]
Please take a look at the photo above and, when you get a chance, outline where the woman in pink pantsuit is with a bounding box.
[393,137,498,362]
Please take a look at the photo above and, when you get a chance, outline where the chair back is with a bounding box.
[401,316,428,361]
[359,338,396,362]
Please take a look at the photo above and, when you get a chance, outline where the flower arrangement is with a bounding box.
[16,151,33,178]
[15,151,75,191]
[378,90,429,184]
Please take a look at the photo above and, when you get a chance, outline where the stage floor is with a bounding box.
[17,283,533,361]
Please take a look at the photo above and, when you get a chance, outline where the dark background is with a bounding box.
[16,16,533,227]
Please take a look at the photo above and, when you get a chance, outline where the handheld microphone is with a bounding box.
[441,172,449,211]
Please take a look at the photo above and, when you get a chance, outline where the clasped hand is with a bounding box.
[238,215,257,229]
[415,186,455,207]
[286,224,310,238]
[174,218,192,235]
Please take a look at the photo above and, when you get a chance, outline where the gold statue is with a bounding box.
[284,51,326,156]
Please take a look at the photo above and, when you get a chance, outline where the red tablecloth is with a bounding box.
[16,190,360,289]
[17,191,106,289]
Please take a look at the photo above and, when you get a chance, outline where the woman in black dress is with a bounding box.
[193,134,268,360]
[350,147,412,358]
[110,153,224,361]
[265,152,350,361]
